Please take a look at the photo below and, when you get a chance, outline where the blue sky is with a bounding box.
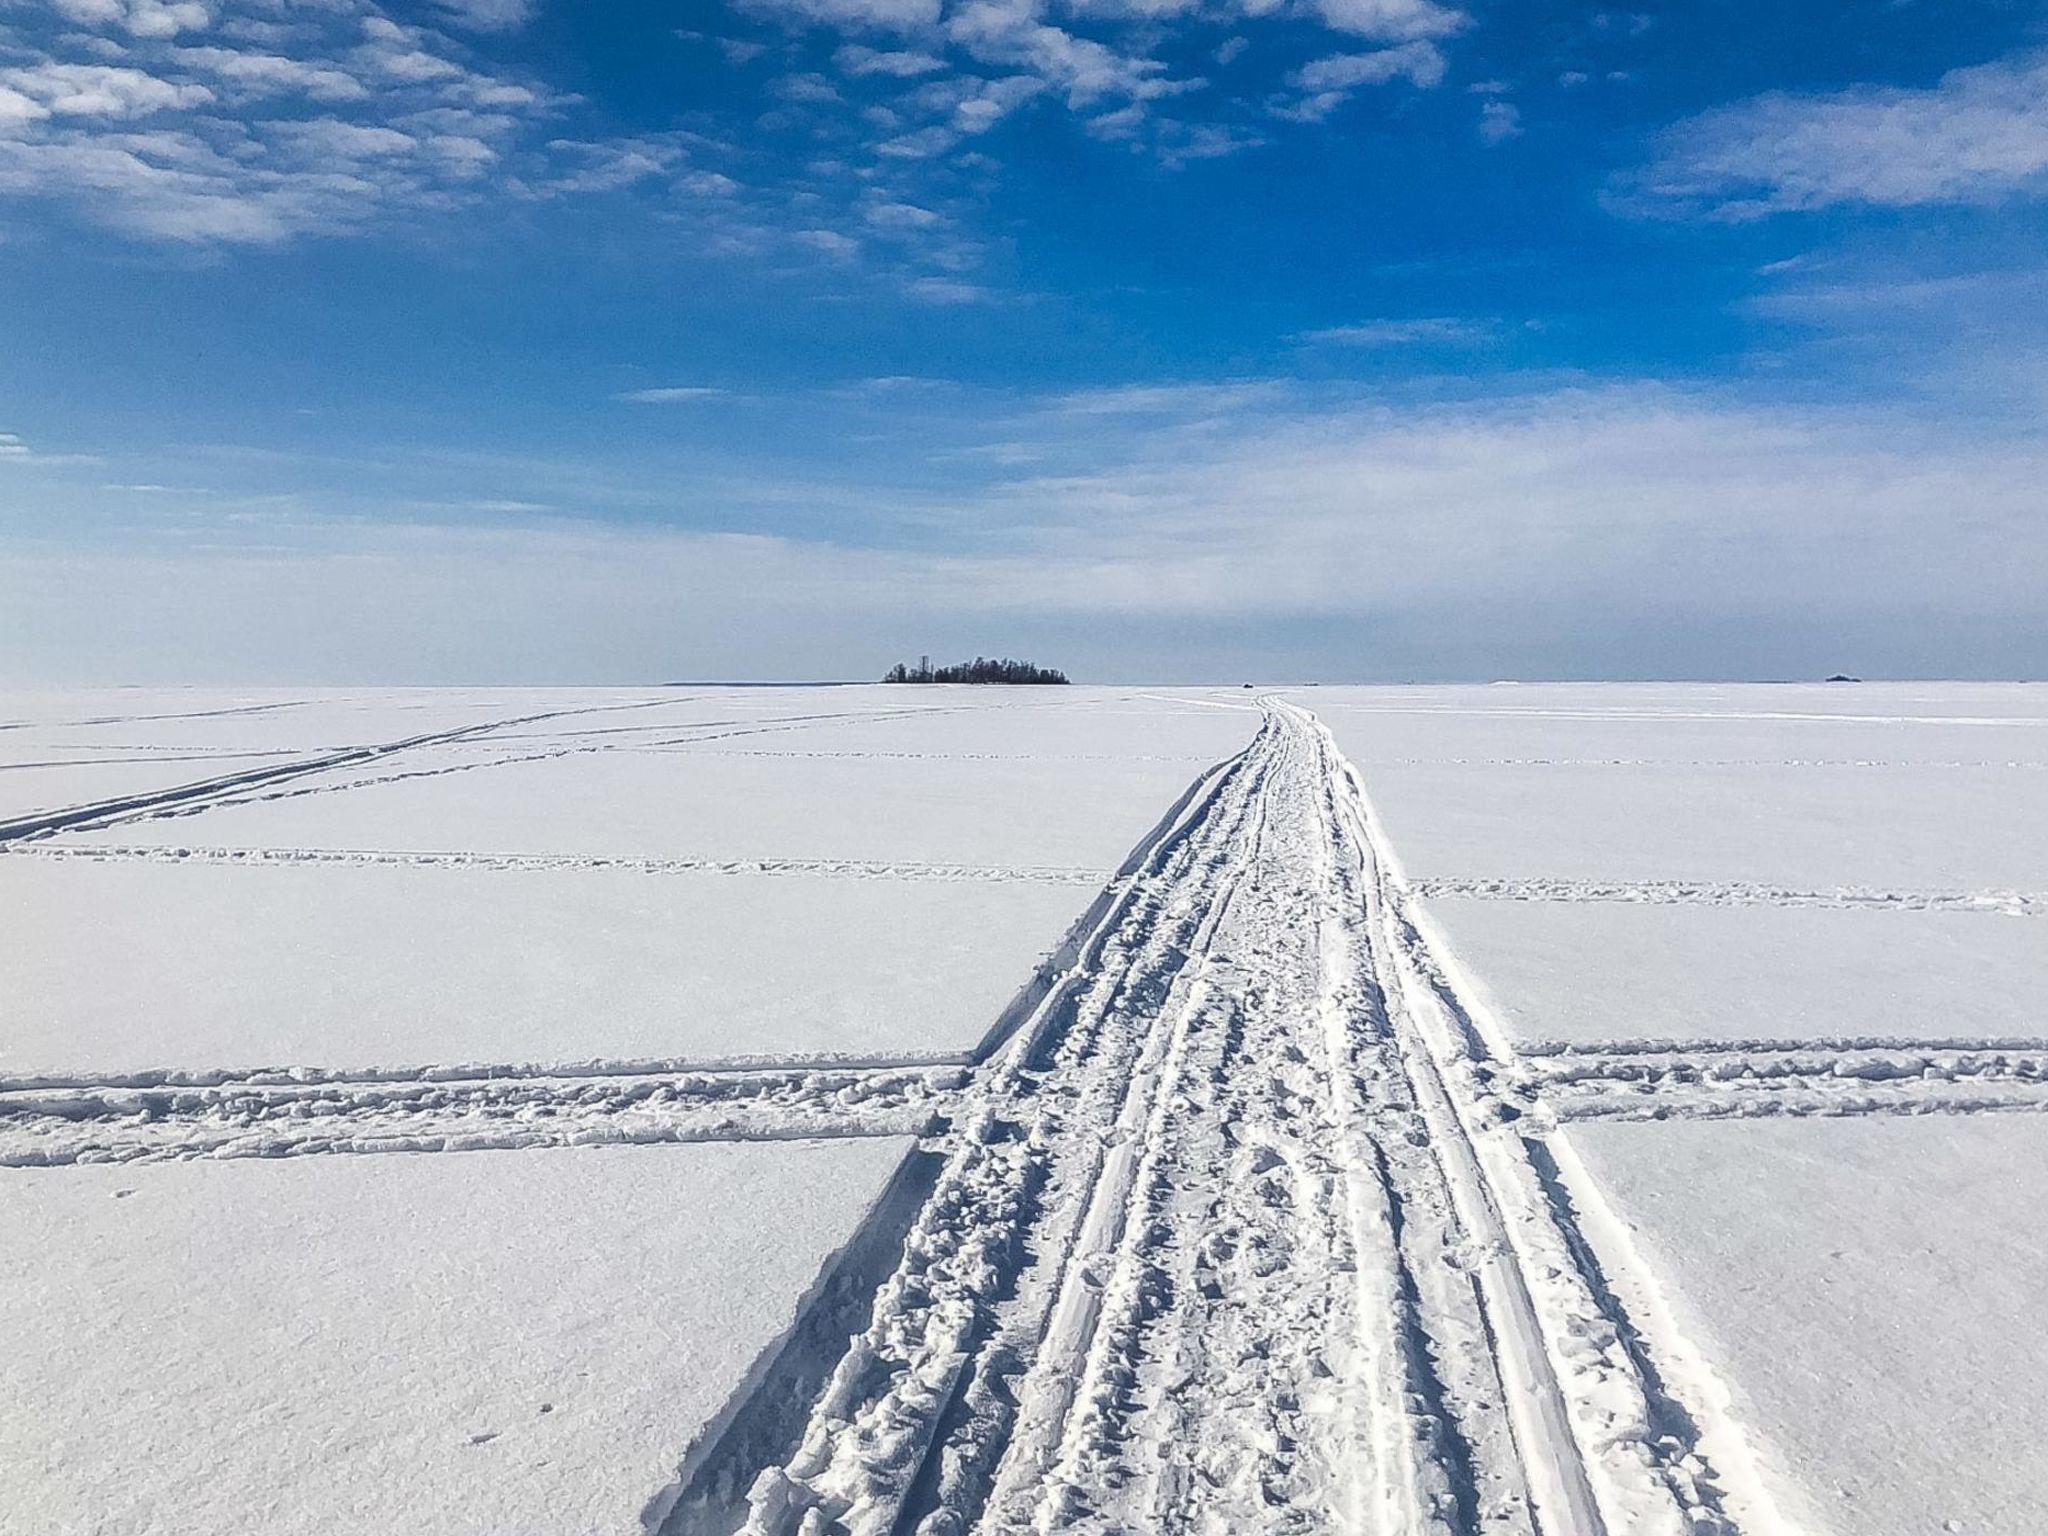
[1,0,2044,682]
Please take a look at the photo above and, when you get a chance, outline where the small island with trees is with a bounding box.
[882,656,1070,684]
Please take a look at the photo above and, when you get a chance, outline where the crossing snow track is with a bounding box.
[712,700,1792,1536]
[0,695,695,844]
[29,691,1940,1536]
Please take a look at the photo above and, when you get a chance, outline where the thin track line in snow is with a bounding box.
[1,843,1110,885]
[1409,876,2046,916]
[0,695,695,844]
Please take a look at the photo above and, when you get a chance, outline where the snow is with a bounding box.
[29,688,1253,871]
[0,757,281,821]
[1315,681,2048,765]
[1563,1114,2048,1536]
[1304,683,2048,1534]
[1353,760,2048,888]
[59,745,1219,867]
[68,753,1212,872]
[0,854,1092,1080]
[10,681,2048,1536]
[3,686,1255,1076]
[1312,683,2048,889]
[1416,896,2048,1047]
[0,1137,914,1536]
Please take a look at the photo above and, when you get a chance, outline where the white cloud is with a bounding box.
[0,432,30,459]
[953,3,1196,111]
[12,385,2043,683]
[1300,316,1493,345]
[774,70,843,103]
[794,225,861,256]
[865,198,941,227]
[835,45,946,77]
[905,274,992,302]
[1632,50,2048,218]
[737,0,1474,191]
[540,136,686,193]
[878,123,959,157]
[0,63,214,118]
[614,386,727,403]
[270,118,415,157]
[0,4,729,245]
[353,18,464,84]
[1274,42,1444,120]
[0,88,49,127]
[1478,98,1519,143]
[744,0,942,31]
[170,47,367,102]
[1313,0,1464,43]
[51,0,212,40]
[430,0,536,31]
[1051,380,1283,415]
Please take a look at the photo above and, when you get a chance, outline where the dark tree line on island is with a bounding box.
[882,656,1071,684]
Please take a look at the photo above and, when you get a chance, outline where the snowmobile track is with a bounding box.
[712,701,1790,1536]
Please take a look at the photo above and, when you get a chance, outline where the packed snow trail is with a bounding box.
[716,701,1768,1536]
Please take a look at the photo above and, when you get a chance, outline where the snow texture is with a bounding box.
[1565,1114,2048,1536]
[0,1138,914,1536]
[0,854,1090,1078]
[2,687,1255,1076]
[9,681,2048,1536]
[1416,897,2048,1047]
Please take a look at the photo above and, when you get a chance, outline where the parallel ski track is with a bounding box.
[726,701,1778,1536]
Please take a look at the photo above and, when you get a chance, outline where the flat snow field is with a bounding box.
[1310,685,2048,1055]
[2,686,1258,1074]
[1416,896,2048,1048]
[0,1138,913,1536]
[7,682,2047,1536]
[1565,1115,2048,1536]
[0,854,1096,1078]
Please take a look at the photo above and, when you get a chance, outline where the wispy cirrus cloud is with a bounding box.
[615,386,729,403]
[1299,316,1494,345]
[1626,50,2048,219]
